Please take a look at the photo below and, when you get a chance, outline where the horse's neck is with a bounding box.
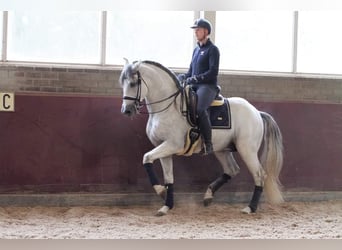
[140,64,179,115]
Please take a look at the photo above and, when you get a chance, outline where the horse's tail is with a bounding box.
[260,111,284,204]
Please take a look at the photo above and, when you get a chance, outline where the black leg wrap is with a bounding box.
[165,184,174,209]
[143,163,159,186]
[249,186,263,213]
[209,174,231,193]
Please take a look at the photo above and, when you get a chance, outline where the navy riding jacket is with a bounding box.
[185,39,220,86]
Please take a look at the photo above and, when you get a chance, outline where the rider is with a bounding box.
[178,18,220,155]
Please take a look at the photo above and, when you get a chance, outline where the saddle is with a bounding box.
[177,85,233,156]
[184,85,231,129]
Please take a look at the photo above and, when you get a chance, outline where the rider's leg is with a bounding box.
[197,111,213,154]
[196,85,217,155]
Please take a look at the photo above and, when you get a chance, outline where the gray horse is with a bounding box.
[120,59,284,216]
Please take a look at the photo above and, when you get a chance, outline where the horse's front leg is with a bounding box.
[154,156,174,216]
[143,141,180,216]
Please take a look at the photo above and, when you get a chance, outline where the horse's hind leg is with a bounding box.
[203,151,240,206]
[237,145,266,214]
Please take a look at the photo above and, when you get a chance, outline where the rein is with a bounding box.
[123,71,182,115]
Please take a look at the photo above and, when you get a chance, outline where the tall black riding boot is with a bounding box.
[198,111,213,155]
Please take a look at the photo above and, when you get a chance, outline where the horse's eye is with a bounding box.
[130,81,137,88]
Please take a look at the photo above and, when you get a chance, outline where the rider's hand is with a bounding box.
[177,74,186,82]
[185,76,198,85]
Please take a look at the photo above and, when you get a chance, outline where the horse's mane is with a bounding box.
[142,60,182,89]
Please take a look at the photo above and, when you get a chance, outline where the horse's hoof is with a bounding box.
[153,185,167,200]
[155,205,169,216]
[155,211,166,216]
[159,189,167,201]
[241,206,252,214]
[203,197,213,207]
[203,188,213,207]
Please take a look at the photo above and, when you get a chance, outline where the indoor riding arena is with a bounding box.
[0,10,341,239]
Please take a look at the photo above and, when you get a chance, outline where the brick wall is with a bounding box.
[0,63,342,103]
[218,73,342,104]
[0,64,121,96]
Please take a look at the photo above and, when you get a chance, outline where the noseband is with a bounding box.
[122,70,181,115]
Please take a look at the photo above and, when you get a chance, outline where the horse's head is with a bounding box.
[119,59,147,117]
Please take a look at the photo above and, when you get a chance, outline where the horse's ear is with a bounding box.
[123,57,129,66]
[131,60,142,73]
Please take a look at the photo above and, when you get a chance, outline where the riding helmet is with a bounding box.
[190,18,212,34]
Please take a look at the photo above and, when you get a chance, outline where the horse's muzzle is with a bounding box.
[121,104,137,117]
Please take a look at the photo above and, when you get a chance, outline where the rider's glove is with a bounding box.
[177,74,186,82]
[185,76,198,85]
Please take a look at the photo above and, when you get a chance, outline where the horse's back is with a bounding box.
[227,97,260,117]
[226,97,263,140]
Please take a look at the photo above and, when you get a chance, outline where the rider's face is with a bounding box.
[194,28,208,42]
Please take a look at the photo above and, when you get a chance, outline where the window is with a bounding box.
[0,12,3,59]
[216,11,294,72]
[297,11,342,75]
[3,10,342,76]
[7,11,101,64]
[106,11,194,68]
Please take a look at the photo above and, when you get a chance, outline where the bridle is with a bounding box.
[122,71,181,115]
[122,71,144,109]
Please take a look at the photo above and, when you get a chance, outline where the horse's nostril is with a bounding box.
[121,108,131,115]
[121,106,134,116]
[121,105,129,115]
